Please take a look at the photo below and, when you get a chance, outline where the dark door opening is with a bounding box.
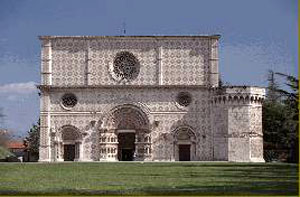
[118,133,135,161]
[64,144,75,161]
[179,145,191,161]
[121,149,134,161]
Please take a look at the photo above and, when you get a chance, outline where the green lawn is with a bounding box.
[0,162,298,196]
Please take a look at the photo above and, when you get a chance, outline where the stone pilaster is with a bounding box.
[86,40,92,85]
[40,39,52,85]
[209,38,219,87]
[39,113,51,162]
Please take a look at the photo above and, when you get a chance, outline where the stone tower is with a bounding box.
[212,87,265,162]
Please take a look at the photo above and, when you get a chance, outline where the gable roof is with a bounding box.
[7,141,25,149]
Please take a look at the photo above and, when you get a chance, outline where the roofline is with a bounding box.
[221,85,266,89]
[37,85,212,90]
[36,84,265,90]
[38,35,221,40]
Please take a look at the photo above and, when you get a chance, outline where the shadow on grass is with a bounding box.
[0,183,298,196]
[0,162,298,196]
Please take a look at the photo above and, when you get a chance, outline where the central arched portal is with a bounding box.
[100,104,151,161]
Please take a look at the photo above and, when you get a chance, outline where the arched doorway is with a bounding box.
[60,126,82,161]
[118,131,135,161]
[174,126,197,161]
[100,104,151,161]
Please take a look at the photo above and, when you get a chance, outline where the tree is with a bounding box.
[275,72,298,102]
[24,119,40,159]
[218,74,224,88]
[263,70,298,163]
[0,129,10,148]
[0,107,5,127]
[0,108,9,148]
[274,72,298,163]
[266,70,281,102]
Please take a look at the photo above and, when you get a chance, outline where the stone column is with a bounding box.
[110,133,118,161]
[57,142,64,162]
[74,142,82,161]
[79,142,83,161]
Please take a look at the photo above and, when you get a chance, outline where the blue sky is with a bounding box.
[0,0,298,138]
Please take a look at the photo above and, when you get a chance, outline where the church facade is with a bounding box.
[38,35,265,162]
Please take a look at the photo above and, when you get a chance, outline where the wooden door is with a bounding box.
[179,145,191,161]
[118,133,135,161]
[64,144,75,161]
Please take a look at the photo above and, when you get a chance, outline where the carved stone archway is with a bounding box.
[53,125,83,162]
[173,126,197,161]
[100,104,151,161]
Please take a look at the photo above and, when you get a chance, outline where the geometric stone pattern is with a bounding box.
[44,36,216,86]
[38,35,265,162]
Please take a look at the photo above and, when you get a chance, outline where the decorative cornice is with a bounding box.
[39,35,221,40]
[211,86,265,105]
[37,84,212,90]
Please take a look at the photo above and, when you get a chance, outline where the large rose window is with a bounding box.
[113,51,140,81]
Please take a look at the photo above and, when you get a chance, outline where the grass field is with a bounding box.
[0,162,298,196]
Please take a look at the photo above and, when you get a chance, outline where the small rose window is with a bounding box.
[176,92,192,107]
[62,93,77,108]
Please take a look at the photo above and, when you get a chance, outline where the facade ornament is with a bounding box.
[38,35,265,162]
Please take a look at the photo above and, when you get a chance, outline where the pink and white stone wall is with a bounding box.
[38,36,264,162]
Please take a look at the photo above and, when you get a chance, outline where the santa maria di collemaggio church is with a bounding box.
[38,35,265,162]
